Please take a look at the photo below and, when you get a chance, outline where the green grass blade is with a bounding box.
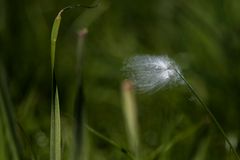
[86,125,134,160]
[50,9,62,160]
[50,73,61,160]
[50,4,98,160]
[50,13,61,73]
[54,87,61,160]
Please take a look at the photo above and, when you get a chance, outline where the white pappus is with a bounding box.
[122,55,183,93]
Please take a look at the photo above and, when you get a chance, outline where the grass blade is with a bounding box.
[50,87,61,160]
[86,125,134,160]
[50,9,62,160]
[50,4,98,160]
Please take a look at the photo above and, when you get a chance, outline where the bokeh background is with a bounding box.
[0,0,240,159]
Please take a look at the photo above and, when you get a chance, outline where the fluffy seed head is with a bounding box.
[122,55,183,93]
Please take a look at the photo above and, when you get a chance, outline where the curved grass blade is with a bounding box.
[50,10,61,160]
[50,3,98,160]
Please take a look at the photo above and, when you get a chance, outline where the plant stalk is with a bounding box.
[86,125,134,160]
[175,70,240,160]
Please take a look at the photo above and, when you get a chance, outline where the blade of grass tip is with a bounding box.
[0,64,22,160]
[121,80,140,160]
[85,124,134,160]
[50,4,98,160]
[72,28,88,160]
[174,69,240,160]
[50,2,99,70]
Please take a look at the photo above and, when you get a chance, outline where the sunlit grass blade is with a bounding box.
[121,80,140,160]
[86,124,134,160]
[0,65,22,160]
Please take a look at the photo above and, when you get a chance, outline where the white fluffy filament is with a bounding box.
[122,55,182,93]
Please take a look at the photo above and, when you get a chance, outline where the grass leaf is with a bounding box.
[50,9,62,160]
[50,4,98,160]
[86,124,134,160]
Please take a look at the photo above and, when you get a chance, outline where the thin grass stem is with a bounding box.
[85,125,134,160]
[175,69,240,160]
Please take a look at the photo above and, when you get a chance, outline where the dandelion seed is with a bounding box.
[122,55,183,93]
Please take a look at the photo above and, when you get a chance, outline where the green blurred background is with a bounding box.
[0,0,240,159]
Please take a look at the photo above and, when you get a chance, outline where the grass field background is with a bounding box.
[0,0,240,159]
